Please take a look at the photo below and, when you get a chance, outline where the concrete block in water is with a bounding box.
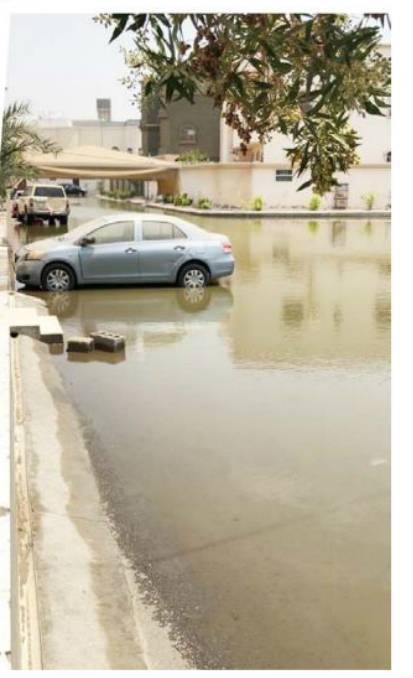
[67,336,95,353]
[89,331,125,353]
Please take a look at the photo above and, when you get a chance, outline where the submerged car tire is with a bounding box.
[177,262,210,288]
[41,263,76,292]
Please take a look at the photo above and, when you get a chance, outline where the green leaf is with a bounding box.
[297,178,313,191]
[127,14,147,32]
[364,100,384,116]
[110,14,129,43]
[165,76,178,100]
[249,57,263,72]
[230,73,245,96]
[144,80,154,97]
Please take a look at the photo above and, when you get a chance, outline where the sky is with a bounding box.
[5,13,139,121]
[4,12,391,124]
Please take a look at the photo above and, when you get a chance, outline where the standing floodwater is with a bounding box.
[17,204,390,669]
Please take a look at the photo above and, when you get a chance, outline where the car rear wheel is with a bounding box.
[59,215,68,226]
[178,263,209,288]
[41,263,75,291]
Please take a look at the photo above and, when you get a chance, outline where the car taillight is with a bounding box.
[222,241,232,253]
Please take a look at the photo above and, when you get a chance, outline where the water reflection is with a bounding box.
[375,297,391,329]
[23,285,234,350]
[282,299,305,328]
[307,220,319,234]
[203,217,390,368]
[14,219,68,247]
[331,220,346,247]
[67,349,126,365]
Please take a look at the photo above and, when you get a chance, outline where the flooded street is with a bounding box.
[13,199,390,668]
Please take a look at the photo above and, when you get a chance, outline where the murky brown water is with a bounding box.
[15,200,390,669]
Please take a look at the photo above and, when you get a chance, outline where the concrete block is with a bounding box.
[39,316,64,344]
[89,331,125,353]
[66,337,95,353]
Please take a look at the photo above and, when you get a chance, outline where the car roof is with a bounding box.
[106,212,203,230]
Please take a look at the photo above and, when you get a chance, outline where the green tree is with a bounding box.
[96,13,390,194]
[0,102,60,198]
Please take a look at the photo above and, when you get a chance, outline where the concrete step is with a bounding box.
[38,316,64,344]
[6,307,63,344]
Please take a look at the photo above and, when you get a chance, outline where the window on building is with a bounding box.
[179,125,197,144]
[90,221,135,245]
[275,169,293,182]
[142,221,187,241]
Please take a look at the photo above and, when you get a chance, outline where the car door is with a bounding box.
[79,219,139,283]
[137,219,189,282]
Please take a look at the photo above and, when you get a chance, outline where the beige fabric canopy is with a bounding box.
[24,145,178,180]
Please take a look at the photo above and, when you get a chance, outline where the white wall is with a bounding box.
[178,164,390,209]
[35,122,142,155]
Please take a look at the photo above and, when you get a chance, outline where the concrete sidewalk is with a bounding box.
[97,194,391,219]
[0,210,12,670]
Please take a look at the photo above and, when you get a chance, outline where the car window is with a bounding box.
[142,221,187,241]
[89,220,135,245]
[34,186,65,197]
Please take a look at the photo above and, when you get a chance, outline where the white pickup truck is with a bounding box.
[17,183,70,226]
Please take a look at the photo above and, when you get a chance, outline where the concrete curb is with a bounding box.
[0,210,12,670]
[10,336,43,669]
[145,203,392,219]
[97,195,391,219]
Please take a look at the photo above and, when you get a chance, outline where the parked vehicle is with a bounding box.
[17,183,70,226]
[60,183,87,197]
[14,213,235,291]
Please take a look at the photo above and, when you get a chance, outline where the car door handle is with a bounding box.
[124,247,137,254]
[174,245,186,251]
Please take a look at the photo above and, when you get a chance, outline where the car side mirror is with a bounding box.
[78,236,95,246]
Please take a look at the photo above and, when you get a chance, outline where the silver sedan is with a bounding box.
[15,213,235,291]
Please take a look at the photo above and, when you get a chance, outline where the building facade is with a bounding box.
[158,45,391,210]
[141,94,221,160]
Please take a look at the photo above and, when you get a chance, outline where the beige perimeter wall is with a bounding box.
[177,164,390,209]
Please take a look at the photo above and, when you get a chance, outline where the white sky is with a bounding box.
[5,13,138,121]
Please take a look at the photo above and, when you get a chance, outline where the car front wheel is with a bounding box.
[178,263,209,288]
[41,263,76,291]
